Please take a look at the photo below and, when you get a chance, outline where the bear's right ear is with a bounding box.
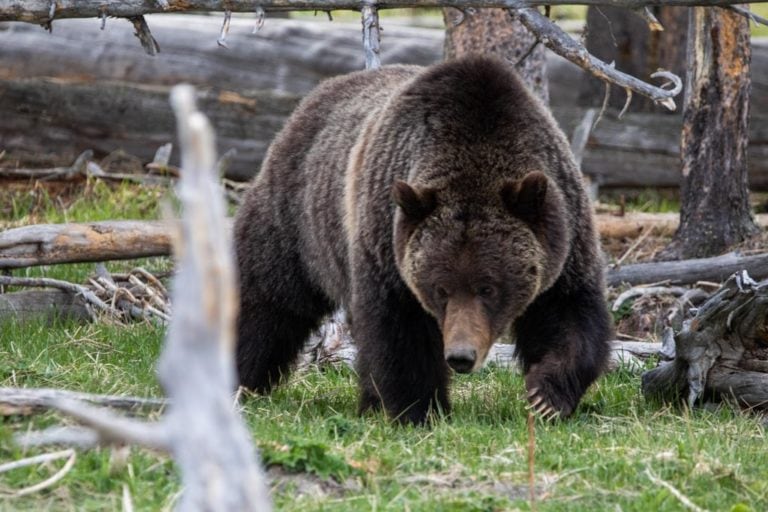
[392,180,437,223]
[500,171,549,224]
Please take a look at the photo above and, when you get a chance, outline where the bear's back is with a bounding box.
[248,65,421,306]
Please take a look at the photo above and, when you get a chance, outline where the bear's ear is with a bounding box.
[500,171,549,223]
[392,180,437,223]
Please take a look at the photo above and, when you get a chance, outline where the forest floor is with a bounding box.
[1,181,767,511]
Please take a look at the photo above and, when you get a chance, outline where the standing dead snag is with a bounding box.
[661,6,760,259]
[8,85,272,511]
[642,271,768,411]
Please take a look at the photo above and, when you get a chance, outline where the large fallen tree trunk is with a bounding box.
[1,18,766,185]
[0,78,297,182]
[642,271,768,410]
[3,76,767,185]
[0,17,443,96]
[3,214,767,270]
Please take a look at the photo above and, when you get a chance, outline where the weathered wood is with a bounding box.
[662,7,759,259]
[642,272,768,410]
[9,85,272,511]
[4,0,768,24]
[3,77,768,186]
[0,388,167,416]
[1,6,684,105]
[1,18,766,185]
[580,6,689,113]
[9,213,765,271]
[0,289,90,322]
[0,17,443,95]
[0,77,298,182]
[607,252,768,287]
[0,220,172,268]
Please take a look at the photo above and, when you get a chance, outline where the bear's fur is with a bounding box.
[234,56,612,424]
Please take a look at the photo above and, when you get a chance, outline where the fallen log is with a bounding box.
[607,252,768,287]
[0,289,91,322]
[642,271,768,410]
[0,220,172,268]
[0,77,298,182]
[3,214,767,269]
[1,18,767,185]
[0,16,443,96]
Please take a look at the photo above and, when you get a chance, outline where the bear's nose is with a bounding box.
[446,348,477,374]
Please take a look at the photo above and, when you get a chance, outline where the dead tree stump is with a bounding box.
[642,271,768,410]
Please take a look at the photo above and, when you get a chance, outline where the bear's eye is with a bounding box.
[476,285,496,298]
[435,286,449,299]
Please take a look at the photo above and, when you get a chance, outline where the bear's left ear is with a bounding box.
[500,171,549,223]
[392,180,437,223]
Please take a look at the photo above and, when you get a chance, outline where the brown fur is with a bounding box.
[234,56,612,424]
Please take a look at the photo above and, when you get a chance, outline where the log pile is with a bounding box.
[1,17,767,186]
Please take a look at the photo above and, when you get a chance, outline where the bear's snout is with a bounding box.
[443,296,492,373]
[446,347,477,373]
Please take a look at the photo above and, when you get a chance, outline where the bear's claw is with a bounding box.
[526,387,563,422]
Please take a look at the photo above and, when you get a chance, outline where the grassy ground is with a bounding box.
[1,183,767,510]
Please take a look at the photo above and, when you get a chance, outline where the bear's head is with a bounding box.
[392,171,570,373]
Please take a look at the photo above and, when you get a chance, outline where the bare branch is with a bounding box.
[0,387,167,416]
[361,3,381,69]
[0,449,77,498]
[0,276,110,315]
[127,15,160,56]
[728,5,768,26]
[51,398,170,450]
[3,0,768,24]
[515,7,683,109]
[162,83,272,510]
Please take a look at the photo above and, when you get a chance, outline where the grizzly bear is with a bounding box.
[234,56,612,424]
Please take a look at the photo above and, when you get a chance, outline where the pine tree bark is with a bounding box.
[662,7,759,259]
[443,8,548,103]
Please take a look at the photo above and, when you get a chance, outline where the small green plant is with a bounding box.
[260,438,363,482]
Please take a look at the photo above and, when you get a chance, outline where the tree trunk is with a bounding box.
[662,7,759,259]
[443,8,548,103]
[580,6,687,112]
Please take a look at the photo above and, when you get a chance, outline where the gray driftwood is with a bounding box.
[9,85,272,511]
[642,272,768,410]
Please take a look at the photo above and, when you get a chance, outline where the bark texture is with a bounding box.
[663,7,760,259]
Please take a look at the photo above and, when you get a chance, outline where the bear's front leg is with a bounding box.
[515,277,612,419]
[351,279,450,425]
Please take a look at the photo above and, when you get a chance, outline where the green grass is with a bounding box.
[753,5,768,37]
[1,183,766,510]
[1,179,174,285]
[1,317,766,510]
